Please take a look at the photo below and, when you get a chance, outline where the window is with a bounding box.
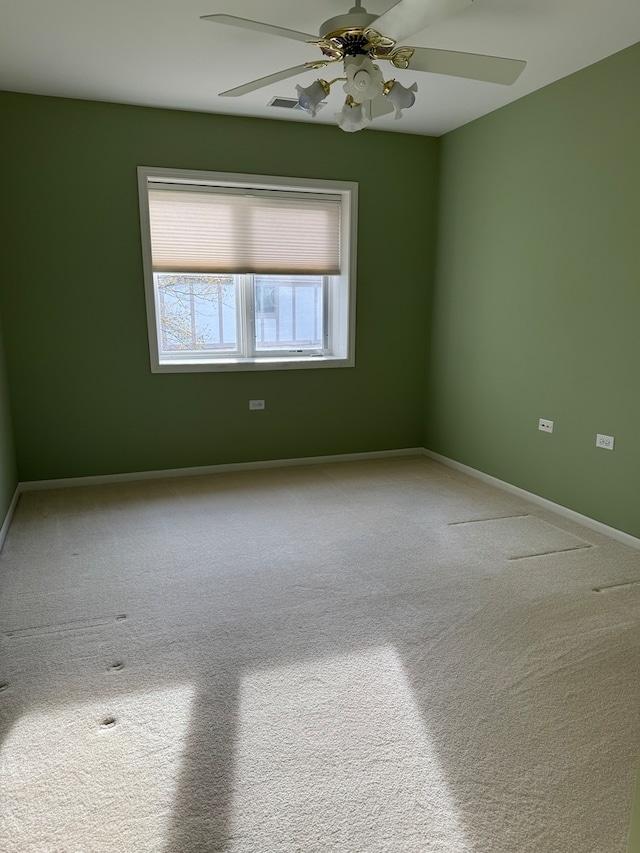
[137,167,357,372]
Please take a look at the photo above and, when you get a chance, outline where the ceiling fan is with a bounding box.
[202,0,527,132]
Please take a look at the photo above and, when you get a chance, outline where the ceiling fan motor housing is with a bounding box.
[319,12,379,42]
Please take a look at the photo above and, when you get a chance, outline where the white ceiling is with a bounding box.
[1,0,639,136]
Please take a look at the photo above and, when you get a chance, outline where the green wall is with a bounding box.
[426,42,640,539]
[0,309,17,520]
[0,123,19,519]
[0,92,438,480]
[2,42,640,543]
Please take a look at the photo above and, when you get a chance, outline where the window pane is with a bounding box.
[254,276,324,352]
[156,274,237,356]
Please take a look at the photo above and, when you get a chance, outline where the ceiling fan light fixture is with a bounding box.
[335,97,372,133]
[343,55,384,102]
[383,79,418,118]
[206,0,526,132]
[295,79,331,116]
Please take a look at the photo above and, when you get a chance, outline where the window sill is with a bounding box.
[151,355,354,373]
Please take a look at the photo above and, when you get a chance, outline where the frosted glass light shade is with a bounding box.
[335,101,372,133]
[296,80,330,117]
[343,56,384,103]
[384,80,418,118]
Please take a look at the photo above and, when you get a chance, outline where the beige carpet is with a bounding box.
[0,455,639,852]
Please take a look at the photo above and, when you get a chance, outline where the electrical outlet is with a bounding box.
[249,400,265,410]
[538,418,554,433]
[596,433,614,450]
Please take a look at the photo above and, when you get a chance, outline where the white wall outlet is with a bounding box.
[249,400,265,410]
[596,433,614,450]
[538,418,554,433]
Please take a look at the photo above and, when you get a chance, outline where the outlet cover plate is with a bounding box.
[596,433,614,450]
[539,418,554,433]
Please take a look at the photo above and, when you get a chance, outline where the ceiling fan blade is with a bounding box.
[373,0,473,44]
[201,14,316,43]
[407,47,526,84]
[219,65,314,98]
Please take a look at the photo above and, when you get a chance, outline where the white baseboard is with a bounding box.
[423,448,640,552]
[19,447,425,491]
[0,485,21,552]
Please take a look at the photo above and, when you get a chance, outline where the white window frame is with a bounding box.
[137,166,358,373]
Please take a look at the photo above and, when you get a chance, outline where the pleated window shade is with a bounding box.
[148,185,342,276]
